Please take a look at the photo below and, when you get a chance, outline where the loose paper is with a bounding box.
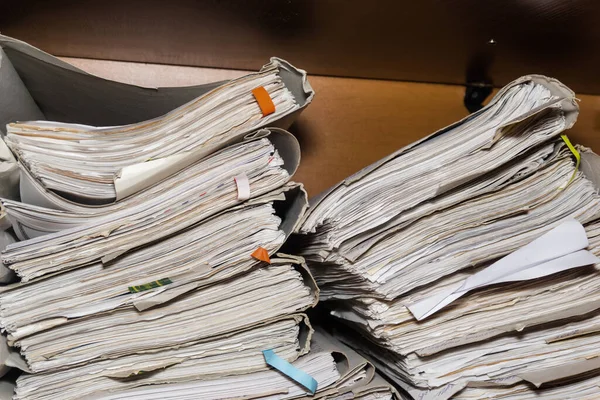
[408,219,599,321]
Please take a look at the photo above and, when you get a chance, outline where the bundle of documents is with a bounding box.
[9,328,401,400]
[294,75,600,398]
[6,256,320,399]
[330,218,600,397]
[0,124,324,399]
[454,373,600,399]
[0,34,313,205]
[6,62,300,204]
[2,131,300,282]
[0,33,402,400]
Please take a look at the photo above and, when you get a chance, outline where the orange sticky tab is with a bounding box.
[251,247,271,263]
[252,87,276,117]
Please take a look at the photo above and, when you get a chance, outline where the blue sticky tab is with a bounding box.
[262,349,318,394]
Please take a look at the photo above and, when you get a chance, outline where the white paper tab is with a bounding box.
[234,173,250,201]
[408,218,600,321]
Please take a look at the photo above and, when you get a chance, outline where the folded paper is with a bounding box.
[408,218,600,321]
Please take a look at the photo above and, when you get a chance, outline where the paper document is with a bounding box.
[0,34,313,205]
[291,73,600,399]
[408,218,600,320]
[0,34,401,400]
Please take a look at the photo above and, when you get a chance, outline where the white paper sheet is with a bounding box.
[408,219,600,321]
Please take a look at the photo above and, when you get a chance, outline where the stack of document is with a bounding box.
[454,373,600,399]
[2,44,313,205]
[330,218,600,397]
[9,328,401,400]
[6,256,322,400]
[0,125,325,400]
[2,129,302,239]
[0,33,402,400]
[299,75,578,266]
[0,130,336,398]
[294,75,600,398]
[5,64,297,204]
[0,34,313,204]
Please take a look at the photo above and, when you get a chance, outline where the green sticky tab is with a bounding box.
[559,134,581,190]
[128,278,172,293]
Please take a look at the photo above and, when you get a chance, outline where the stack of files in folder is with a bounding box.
[9,328,402,400]
[293,75,600,398]
[331,218,600,397]
[5,255,321,400]
[2,129,303,240]
[1,130,300,282]
[0,188,309,347]
[299,75,578,271]
[2,53,313,204]
[0,33,401,400]
[0,127,327,400]
[0,117,340,399]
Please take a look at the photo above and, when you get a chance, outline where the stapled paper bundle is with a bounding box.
[294,76,600,398]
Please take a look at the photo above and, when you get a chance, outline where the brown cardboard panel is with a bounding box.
[61,58,600,199]
[3,0,600,93]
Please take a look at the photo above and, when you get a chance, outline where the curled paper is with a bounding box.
[263,349,317,394]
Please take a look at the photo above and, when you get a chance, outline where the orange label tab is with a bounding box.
[252,87,276,117]
[251,247,271,263]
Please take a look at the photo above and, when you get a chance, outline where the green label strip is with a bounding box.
[128,278,173,293]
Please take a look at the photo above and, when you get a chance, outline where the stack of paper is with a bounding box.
[0,34,313,204]
[454,373,600,399]
[2,131,301,282]
[294,76,600,398]
[10,328,401,400]
[6,66,294,203]
[0,33,402,400]
[1,128,302,238]
[3,58,312,205]
[329,218,600,397]
[299,75,577,263]
[0,124,327,399]
[0,128,341,398]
